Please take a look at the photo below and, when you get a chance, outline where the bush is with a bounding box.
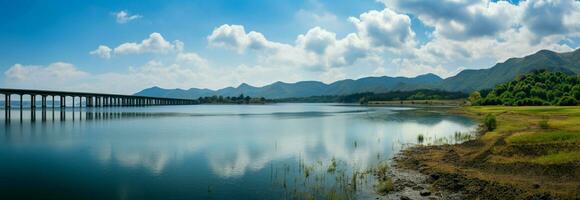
[558,96,578,106]
[375,178,394,194]
[539,119,549,129]
[484,114,497,131]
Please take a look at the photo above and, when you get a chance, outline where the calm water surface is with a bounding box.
[0,104,476,199]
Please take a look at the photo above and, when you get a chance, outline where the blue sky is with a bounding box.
[1,0,579,94]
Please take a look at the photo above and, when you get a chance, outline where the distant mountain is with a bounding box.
[440,49,580,92]
[135,73,443,99]
[135,48,580,99]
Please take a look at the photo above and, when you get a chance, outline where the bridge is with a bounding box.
[1,88,197,121]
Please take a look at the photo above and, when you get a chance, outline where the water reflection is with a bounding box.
[0,104,476,199]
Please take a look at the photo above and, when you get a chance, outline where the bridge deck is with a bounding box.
[0,88,189,100]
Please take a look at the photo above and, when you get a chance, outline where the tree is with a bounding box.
[468,91,482,104]
[477,71,580,106]
[572,85,580,100]
[558,96,578,106]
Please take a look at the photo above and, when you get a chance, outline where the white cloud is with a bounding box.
[296,27,336,54]
[349,8,416,48]
[207,24,281,53]
[114,10,142,24]
[207,7,419,73]
[114,32,181,55]
[89,45,112,59]
[207,24,378,73]
[176,52,208,67]
[370,0,580,77]
[381,0,520,41]
[522,0,580,41]
[3,62,89,90]
[91,33,183,58]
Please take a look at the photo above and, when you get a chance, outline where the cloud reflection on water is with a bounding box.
[1,106,476,179]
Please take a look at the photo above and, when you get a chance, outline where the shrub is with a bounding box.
[375,178,394,194]
[539,119,549,129]
[484,114,497,131]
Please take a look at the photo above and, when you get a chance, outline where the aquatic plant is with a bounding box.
[327,158,337,173]
[375,178,394,194]
[417,134,425,144]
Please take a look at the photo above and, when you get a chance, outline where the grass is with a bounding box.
[506,131,580,144]
[532,151,580,164]
[374,178,394,194]
[373,162,393,194]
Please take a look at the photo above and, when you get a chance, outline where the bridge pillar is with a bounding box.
[4,93,10,120]
[41,95,47,108]
[60,96,66,108]
[30,95,36,122]
[31,95,36,108]
[4,93,10,109]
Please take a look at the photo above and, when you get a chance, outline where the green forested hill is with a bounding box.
[441,49,580,92]
[472,70,580,106]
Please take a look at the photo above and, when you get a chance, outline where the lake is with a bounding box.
[0,104,476,199]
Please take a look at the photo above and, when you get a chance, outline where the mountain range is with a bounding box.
[135,48,580,99]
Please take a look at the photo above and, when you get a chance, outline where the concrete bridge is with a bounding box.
[1,88,197,121]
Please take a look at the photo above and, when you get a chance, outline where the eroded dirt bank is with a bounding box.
[379,106,580,200]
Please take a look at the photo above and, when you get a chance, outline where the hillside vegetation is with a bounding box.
[471,70,580,106]
[440,49,580,92]
[275,89,467,103]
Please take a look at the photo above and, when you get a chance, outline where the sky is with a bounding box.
[0,0,579,94]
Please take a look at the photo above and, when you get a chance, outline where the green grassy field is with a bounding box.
[466,106,580,164]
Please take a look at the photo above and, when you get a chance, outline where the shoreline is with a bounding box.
[380,106,580,200]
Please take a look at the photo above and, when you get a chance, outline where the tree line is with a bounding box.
[275,90,468,103]
[469,70,580,106]
[197,94,268,104]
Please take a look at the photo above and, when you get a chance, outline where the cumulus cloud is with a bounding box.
[349,8,415,48]
[89,45,112,59]
[208,6,421,72]
[522,0,580,40]
[114,10,142,24]
[208,24,379,72]
[371,0,580,77]
[381,0,519,41]
[114,32,181,55]
[207,24,280,53]
[91,33,184,58]
[296,27,336,54]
